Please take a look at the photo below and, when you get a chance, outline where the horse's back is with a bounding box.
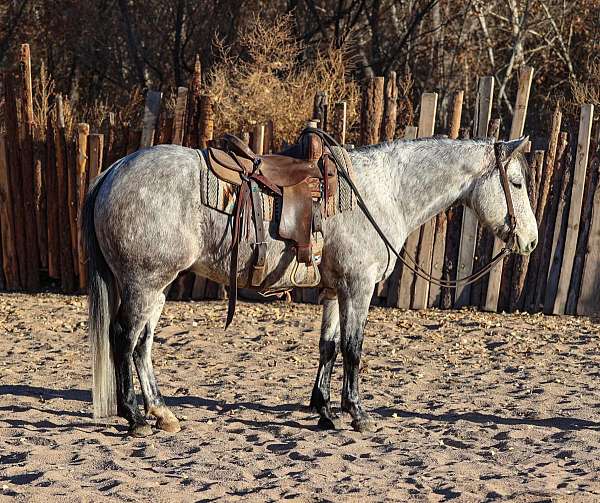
[93,145,204,288]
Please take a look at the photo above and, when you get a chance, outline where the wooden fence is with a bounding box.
[1,44,599,316]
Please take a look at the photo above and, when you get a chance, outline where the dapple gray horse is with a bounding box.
[82,136,538,436]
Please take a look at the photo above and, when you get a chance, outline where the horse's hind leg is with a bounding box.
[111,288,157,437]
[309,294,341,430]
[133,293,181,433]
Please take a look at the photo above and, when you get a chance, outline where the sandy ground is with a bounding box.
[0,292,599,502]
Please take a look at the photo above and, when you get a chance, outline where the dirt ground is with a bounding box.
[0,292,599,502]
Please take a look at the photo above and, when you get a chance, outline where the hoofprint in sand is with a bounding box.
[0,292,599,502]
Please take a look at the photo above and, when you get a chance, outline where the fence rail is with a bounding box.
[1,44,599,315]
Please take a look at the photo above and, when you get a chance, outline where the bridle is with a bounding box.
[301,128,519,289]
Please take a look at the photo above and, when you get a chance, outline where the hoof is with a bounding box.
[129,422,153,437]
[149,405,181,433]
[317,416,340,430]
[351,417,376,433]
[157,417,181,433]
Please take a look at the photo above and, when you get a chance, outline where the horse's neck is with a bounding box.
[352,140,487,233]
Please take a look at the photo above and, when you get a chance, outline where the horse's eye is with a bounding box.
[511,180,523,189]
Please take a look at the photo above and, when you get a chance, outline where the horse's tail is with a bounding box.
[82,170,117,418]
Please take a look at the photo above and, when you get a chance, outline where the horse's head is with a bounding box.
[469,137,538,256]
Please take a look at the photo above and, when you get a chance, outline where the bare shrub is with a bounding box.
[208,14,359,147]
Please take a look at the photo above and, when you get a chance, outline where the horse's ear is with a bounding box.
[497,136,529,161]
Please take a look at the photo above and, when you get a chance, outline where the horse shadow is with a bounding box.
[2,384,599,433]
[372,406,600,431]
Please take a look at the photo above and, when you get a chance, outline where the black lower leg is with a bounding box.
[310,338,340,429]
[133,326,165,413]
[339,294,375,433]
[111,319,149,434]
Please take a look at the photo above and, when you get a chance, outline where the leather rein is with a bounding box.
[302,128,518,289]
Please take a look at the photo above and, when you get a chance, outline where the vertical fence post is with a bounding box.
[403,126,418,140]
[332,102,347,145]
[483,67,533,311]
[577,156,600,315]
[140,91,162,148]
[412,92,438,310]
[19,43,40,289]
[509,150,544,310]
[76,123,90,289]
[456,76,494,307]
[552,104,594,314]
[45,105,60,279]
[523,104,562,310]
[313,91,328,130]
[89,134,104,180]
[55,95,76,292]
[184,55,202,148]
[252,124,265,155]
[448,91,464,139]
[172,87,188,145]
[534,131,568,310]
[360,77,385,145]
[0,135,19,288]
[3,72,26,287]
[199,95,214,149]
[381,71,398,141]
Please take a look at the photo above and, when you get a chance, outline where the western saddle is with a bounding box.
[204,128,340,326]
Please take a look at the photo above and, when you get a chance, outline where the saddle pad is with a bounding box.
[197,150,275,220]
[327,146,356,215]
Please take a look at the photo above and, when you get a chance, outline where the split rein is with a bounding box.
[303,128,517,290]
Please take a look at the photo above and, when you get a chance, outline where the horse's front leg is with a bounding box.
[339,282,376,433]
[310,293,341,430]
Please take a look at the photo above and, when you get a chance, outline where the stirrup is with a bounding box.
[291,254,321,288]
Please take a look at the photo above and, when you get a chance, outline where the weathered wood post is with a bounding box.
[523,104,562,310]
[577,155,600,315]
[0,135,19,288]
[252,124,265,155]
[567,148,600,313]
[360,77,385,145]
[184,55,202,148]
[510,150,544,310]
[19,43,40,289]
[55,95,76,292]
[331,102,347,145]
[552,103,594,314]
[448,91,464,139]
[534,131,568,310]
[76,123,90,289]
[172,87,188,145]
[483,67,533,311]
[45,105,60,280]
[403,126,418,140]
[381,71,398,141]
[199,95,214,149]
[88,134,104,180]
[544,139,574,312]
[456,76,494,307]
[313,91,328,130]
[140,91,162,148]
[412,92,438,310]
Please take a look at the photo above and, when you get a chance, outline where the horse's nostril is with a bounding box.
[529,238,538,251]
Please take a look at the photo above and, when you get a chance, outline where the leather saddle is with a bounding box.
[204,130,339,327]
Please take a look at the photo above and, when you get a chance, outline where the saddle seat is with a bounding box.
[207,138,323,187]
